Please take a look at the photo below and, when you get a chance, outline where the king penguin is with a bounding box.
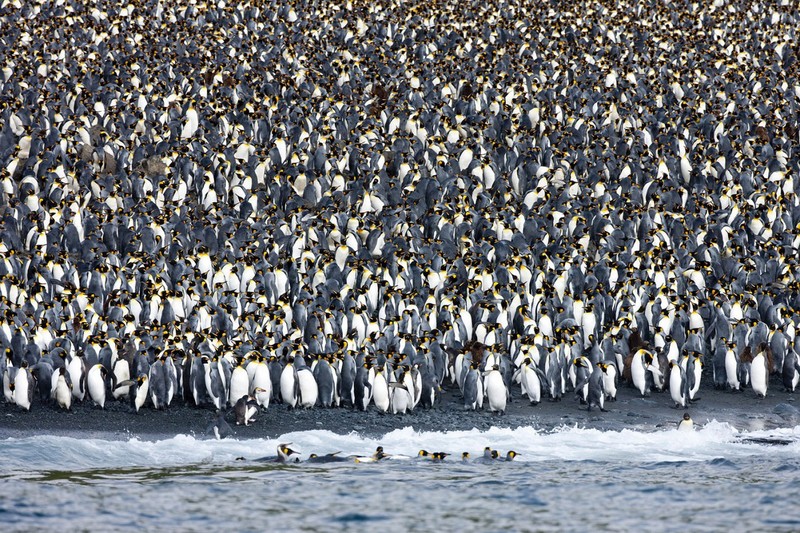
[484,364,507,414]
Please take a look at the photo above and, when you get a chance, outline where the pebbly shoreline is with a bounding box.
[2,383,798,442]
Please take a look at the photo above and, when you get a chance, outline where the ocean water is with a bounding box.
[2,423,800,531]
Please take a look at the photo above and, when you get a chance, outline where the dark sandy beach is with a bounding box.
[2,382,798,441]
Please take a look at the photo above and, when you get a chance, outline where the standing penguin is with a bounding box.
[340,352,356,407]
[280,357,299,408]
[250,357,272,409]
[515,357,543,405]
[296,364,318,409]
[629,349,650,397]
[573,357,591,404]
[148,359,167,410]
[229,359,250,408]
[750,347,770,398]
[782,347,800,392]
[234,394,259,426]
[669,360,688,409]
[51,366,73,410]
[132,374,149,413]
[586,363,608,412]
[66,353,87,401]
[372,365,391,413]
[313,357,336,408]
[353,362,373,411]
[463,361,484,410]
[601,360,618,401]
[725,342,741,391]
[86,363,109,409]
[484,365,507,414]
[13,361,35,411]
[390,382,412,414]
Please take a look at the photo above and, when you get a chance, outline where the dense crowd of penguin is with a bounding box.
[1,0,800,425]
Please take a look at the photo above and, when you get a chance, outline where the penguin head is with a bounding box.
[491,450,500,459]
[506,451,518,461]
[418,449,430,458]
[462,452,470,460]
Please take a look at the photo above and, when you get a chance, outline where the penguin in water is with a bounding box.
[669,360,689,409]
[51,366,72,410]
[206,411,234,440]
[484,365,507,414]
[256,443,301,463]
[307,452,350,464]
[234,394,259,426]
[677,413,694,431]
[354,446,391,463]
[474,447,499,464]
[504,451,519,462]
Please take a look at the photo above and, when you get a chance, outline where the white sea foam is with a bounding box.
[2,423,799,472]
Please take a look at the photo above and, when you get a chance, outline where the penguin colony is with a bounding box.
[1,0,800,423]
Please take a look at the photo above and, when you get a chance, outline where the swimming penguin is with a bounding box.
[669,360,689,409]
[206,411,234,440]
[504,451,519,462]
[484,365,507,414]
[354,446,391,463]
[474,447,499,464]
[307,452,350,464]
[461,452,471,463]
[234,394,258,426]
[677,413,694,431]
[51,366,72,410]
[256,443,301,463]
[86,363,109,409]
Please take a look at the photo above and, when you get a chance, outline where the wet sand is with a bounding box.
[2,381,799,441]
